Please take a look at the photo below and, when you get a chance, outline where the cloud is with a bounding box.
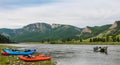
[0,0,58,8]
[0,0,120,28]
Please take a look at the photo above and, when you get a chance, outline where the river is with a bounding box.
[4,44,120,65]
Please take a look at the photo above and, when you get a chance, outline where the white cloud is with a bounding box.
[0,0,120,28]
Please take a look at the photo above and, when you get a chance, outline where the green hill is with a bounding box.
[0,21,120,42]
[0,23,81,42]
[78,25,111,39]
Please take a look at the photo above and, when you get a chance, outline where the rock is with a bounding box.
[109,21,118,29]
[82,26,92,33]
[51,23,61,28]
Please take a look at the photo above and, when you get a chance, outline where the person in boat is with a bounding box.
[93,46,99,52]
[99,47,105,52]
[93,46,108,52]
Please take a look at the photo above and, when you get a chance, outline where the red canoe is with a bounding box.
[19,54,52,62]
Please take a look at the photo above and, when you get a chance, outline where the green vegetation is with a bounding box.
[89,36,120,42]
[0,21,120,43]
[0,34,12,43]
[29,39,119,45]
[79,25,111,39]
[0,45,56,65]
[0,23,81,42]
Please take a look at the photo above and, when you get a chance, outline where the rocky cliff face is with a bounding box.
[96,21,120,38]
[109,21,118,29]
[23,23,51,32]
[51,23,61,28]
[82,26,92,33]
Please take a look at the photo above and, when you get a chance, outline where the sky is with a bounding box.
[0,0,120,28]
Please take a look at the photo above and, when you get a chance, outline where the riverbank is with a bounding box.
[22,42,120,45]
[0,45,56,65]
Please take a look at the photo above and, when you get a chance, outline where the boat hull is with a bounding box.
[19,54,51,62]
[2,49,36,55]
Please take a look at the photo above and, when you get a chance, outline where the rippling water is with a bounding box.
[5,44,120,65]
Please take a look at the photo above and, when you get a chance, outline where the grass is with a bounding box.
[0,45,56,65]
[44,40,120,45]
[23,41,120,45]
[75,42,120,45]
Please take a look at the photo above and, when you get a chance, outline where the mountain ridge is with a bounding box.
[0,21,120,42]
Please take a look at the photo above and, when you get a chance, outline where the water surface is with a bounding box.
[5,44,120,65]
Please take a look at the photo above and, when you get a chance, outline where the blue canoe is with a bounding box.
[2,48,36,55]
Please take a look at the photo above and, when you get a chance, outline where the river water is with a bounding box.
[4,44,120,65]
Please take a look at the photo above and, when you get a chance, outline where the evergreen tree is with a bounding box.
[80,39,82,42]
[102,38,105,42]
[90,39,92,42]
[0,34,11,43]
[116,37,120,42]
[106,36,109,42]
[67,38,71,41]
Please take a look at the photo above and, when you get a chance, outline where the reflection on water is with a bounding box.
[5,44,120,65]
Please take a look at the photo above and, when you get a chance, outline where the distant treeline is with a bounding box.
[0,34,12,43]
[90,36,120,42]
[40,36,120,44]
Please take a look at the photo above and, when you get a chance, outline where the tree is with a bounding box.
[80,39,82,42]
[46,38,50,42]
[67,38,71,41]
[106,36,109,42]
[116,37,120,42]
[90,39,92,42]
[0,34,11,43]
[102,38,105,42]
